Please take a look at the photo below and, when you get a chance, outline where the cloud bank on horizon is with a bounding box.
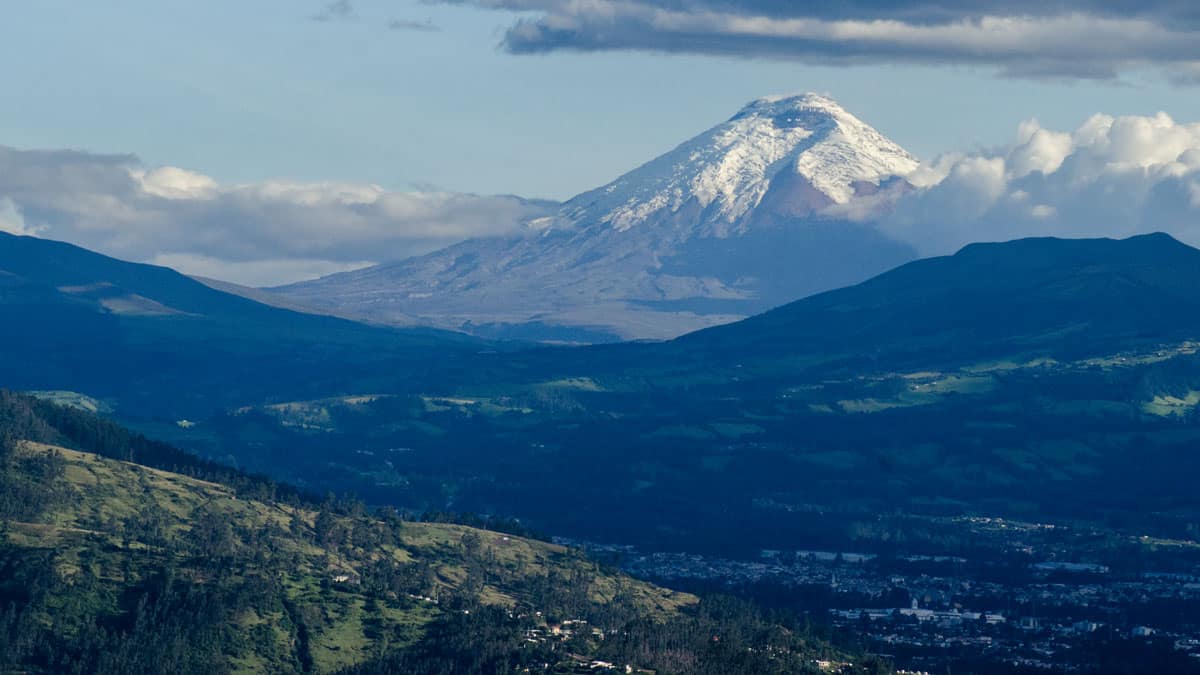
[0,146,555,286]
[443,0,1200,81]
[882,111,1200,255]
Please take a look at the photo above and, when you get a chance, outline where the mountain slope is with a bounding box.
[276,94,919,341]
[0,391,881,675]
[0,232,483,418]
[195,235,1200,553]
[667,232,1200,369]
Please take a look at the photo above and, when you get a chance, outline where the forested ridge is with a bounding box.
[0,391,885,674]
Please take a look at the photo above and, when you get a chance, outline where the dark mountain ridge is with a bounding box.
[668,232,1200,369]
[0,232,483,418]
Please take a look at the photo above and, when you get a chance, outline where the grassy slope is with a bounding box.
[2,440,692,674]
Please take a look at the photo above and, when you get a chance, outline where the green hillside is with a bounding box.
[0,392,872,674]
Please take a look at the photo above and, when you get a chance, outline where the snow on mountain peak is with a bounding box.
[562,92,918,235]
[275,92,923,342]
[731,92,847,119]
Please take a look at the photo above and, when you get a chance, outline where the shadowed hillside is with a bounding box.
[670,232,1200,369]
[0,233,484,418]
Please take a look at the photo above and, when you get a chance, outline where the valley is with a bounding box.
[149,331,1200,552]
[568,512,1200,673]
[7,222,1200,674]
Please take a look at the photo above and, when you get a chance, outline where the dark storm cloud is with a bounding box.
[627,1,1200,25]
[440,0,1200,80]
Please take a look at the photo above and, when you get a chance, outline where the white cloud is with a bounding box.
[882,111,1200,254]
[0,145,557,286]
[0,198,41,236]
[135,167,219,200]
[1010,120,1073,178]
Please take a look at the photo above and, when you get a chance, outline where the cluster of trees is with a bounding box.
[0,432,66,522]
[0,543,258,674]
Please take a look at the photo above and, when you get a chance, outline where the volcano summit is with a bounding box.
[277,94,921,341]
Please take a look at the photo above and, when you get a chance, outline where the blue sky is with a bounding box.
[3,0,1198,200]
[3,0,1200,286]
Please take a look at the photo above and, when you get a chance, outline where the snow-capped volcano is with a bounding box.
[275,94,920,341]
[563,93,918,235]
